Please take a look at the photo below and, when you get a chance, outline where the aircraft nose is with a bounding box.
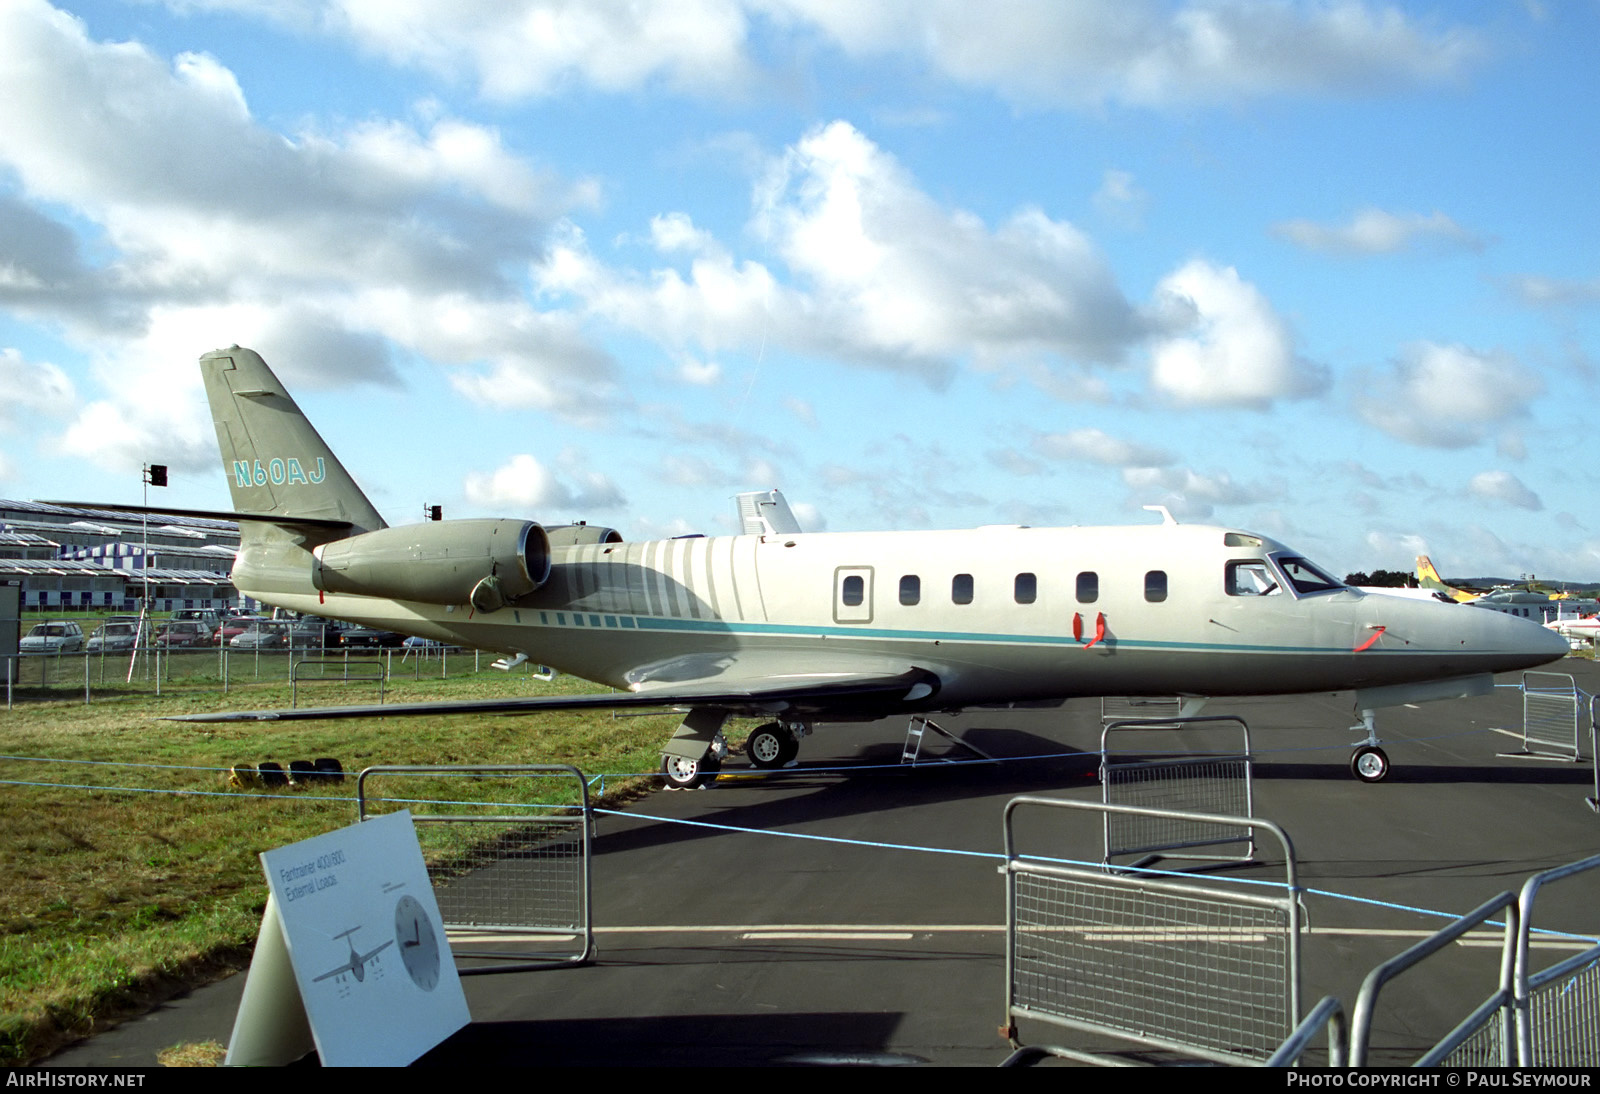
[1532,618,1573,661]
[1482,608,1570,670]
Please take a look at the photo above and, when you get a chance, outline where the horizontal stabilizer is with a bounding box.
[39,500,352,530]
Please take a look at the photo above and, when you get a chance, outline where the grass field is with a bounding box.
[0,654,691,1065]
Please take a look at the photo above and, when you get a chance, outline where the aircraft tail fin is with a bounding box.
[1415,555,1446,590]
[200,346,386,535]
[1415,555,1476,603]
[735,488,803,535]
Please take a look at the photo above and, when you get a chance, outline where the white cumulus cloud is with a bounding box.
[541,121,1142,385]
[463,453,624,513]
[296,1,1484,109]
[1148,260,1328,408]
[0,347,76,426]
[1036,428,1174,469]
[1467,470,1542,511]
[1357,342,1540,449]
[1272,207,1485,255]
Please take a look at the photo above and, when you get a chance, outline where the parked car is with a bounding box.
[339,624,406,649]
[231,621,289,649]
[157,621,212,648]
[169,609,219,635]
[214,615,266,645]
[86,622,141,653]
[287,616,343,648]
[21,621,85,654]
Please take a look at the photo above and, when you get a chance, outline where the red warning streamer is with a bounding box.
[1354,625,1386,652]
[1084,612,1107,649]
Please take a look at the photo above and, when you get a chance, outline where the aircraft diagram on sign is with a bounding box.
[312,926,392,986]
[125,347,1567,785]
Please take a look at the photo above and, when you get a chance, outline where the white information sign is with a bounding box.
[226,810,470,1067]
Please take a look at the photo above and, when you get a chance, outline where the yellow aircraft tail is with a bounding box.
[1415,556,1479,603]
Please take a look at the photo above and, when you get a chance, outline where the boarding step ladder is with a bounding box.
[901,715,995,765]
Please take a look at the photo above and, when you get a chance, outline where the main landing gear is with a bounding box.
[744,722,801,769]
[659,713,815,787]
[1348,709,1390,783]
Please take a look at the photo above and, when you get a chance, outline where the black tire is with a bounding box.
[745,723,798,769]
[661,750,720,789]
[1350,745,1390,783]
[313,757,345,784]
[258,761,287,788]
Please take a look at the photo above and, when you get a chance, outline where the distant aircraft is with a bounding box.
[159,347,1565,784]
[1415,556,1487,603]
[1546,614,1600,647]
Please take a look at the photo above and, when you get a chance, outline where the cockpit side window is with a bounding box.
[1226,560,1280,597]
[1275,556,1344,596]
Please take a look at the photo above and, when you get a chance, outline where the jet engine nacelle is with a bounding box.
[311,519,551,612]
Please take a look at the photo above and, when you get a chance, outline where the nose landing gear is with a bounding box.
[1349,709,1390,783]
[1350,744,1390,783]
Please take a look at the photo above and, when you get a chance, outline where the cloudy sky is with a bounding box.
[1,1,1596,580]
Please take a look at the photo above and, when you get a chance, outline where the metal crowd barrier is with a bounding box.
[1269,995,1349,1067]
[1346,853,1600,1067]
[1099,716,1255,866]
[1000,797,1301,1066]
[1589,693,1599,815]
[357,764,595,974]
[1515,854,1600,1066]
[1350,891,1520,1067]
[1505,670,1586,764]
[291,656,386,708]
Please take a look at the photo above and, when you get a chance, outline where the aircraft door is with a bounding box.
[833,567,874,624]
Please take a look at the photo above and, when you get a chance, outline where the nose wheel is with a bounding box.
[1347,708,1392,783]
[661,750,721,789]
[1350,745,1390,783]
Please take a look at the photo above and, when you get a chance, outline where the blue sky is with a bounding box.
[1,0,1596,580]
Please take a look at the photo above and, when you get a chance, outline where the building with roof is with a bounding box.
[0,500,243,612]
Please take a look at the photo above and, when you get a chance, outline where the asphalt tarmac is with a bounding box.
[46,661,1600,1067]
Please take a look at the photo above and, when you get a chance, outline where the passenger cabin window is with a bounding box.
[842,575,865,607]
[1226,560,1280,596]
[952,573,974,605]
[1014,572,1036,604]
[1145,570,1168,603]
[900,575,920,606]
[1076,571,1098,604]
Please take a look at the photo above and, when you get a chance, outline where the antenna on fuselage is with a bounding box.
[1142,504,1178,526]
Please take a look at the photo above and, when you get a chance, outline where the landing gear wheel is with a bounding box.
[661,751,721,789]
[745,723,799,769]
[1350,745,1390,783]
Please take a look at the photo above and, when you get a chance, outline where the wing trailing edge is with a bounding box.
[169,667,941,724]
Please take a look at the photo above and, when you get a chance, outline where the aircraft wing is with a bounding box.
[170,665,940,724]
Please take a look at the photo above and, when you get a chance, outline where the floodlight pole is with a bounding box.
[137,464,168,685]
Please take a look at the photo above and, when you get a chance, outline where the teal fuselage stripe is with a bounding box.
[538,612,1431,657]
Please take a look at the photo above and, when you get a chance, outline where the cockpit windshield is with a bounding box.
[1273,555,1345,596]
[1227,556,1347,599]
